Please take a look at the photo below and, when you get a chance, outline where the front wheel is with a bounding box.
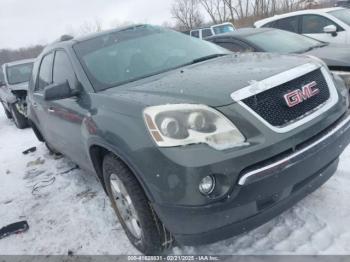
[103,153,173,254]
[9,103,29,129]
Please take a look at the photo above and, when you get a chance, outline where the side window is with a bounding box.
[262,21,275,28]
[216,42,245,52]
[37,53,54,91]
[53,50,76,88]
[190,30,200,38]
[274,16,299,33]
[202,29,213,38]
[301,15,340,34]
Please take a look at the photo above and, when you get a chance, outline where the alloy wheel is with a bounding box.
[110,173,142,239]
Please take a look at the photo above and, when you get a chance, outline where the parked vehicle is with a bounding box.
[255,7,350,44]
[0,59,34,129]
[207,28,350,91]
[335,0,350,8]
[184,22,236,39]
[27,25,350,254]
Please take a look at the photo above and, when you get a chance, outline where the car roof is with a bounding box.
[4,58,35,67]
[254,7,345,27]
[207,27,272,40]
[43,24,148,53]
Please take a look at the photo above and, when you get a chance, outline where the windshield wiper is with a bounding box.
[300,43,328,53]
[190,54,228,64]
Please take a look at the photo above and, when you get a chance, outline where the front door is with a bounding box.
[301,14,347,44]
[44,50,90,167]
[31,52,55,140]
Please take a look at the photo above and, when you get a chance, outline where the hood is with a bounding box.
[8,82,29,92]
[306,44,350,68]
[102,53,317,107]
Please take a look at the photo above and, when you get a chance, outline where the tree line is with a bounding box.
[0,45,44,68]
[0,0,337,66]
[0,19,109,67]
[171,0,337,30]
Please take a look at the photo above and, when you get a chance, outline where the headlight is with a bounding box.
[143,104,246,150]
[332,71,350,89]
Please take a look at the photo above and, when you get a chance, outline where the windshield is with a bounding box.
[329,9,350,26]
[6,62,33,85]
[244,29,325,53]
[212,24,235,35]
[74,25,228,91]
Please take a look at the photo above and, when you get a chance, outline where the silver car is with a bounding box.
[0,59,34,129]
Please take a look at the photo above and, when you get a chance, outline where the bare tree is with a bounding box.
[79,19,103,35]
[65,19,103,37]
[279,0,302,12]
[171,0,203,30]
[222,0,236,21]
[109,19,135,28]
[300,0,320,9]
[199,0,231,23]
[161,21,175,29]
[231,0,252,19]
[170,0,333,30]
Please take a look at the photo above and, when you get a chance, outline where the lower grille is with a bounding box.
[242,69,330,127]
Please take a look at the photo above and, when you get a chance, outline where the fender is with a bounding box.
[86,136,156,202]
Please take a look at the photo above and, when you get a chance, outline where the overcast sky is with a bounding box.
[0,0,174,49]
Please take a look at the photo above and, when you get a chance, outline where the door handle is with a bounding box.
[48,107,55,113]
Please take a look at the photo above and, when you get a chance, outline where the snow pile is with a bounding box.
[0,111,134,254]
[0,109,349,255]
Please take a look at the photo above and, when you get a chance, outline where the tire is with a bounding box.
[1,102,12,119]
[9,103,29,129]
[103,153,172,254]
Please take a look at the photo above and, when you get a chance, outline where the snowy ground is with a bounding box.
[0,108,350,255]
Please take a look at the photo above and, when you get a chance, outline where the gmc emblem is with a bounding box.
[284,81,319,108]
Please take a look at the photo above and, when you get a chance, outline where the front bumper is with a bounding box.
[153,113,350,246]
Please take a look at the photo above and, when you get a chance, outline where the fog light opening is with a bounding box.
[199,175,216,196]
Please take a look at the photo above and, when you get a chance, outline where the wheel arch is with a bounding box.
[88,141,155,202]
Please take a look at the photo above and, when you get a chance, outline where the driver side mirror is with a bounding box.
[44,81,79,101]
[323,25,337,36]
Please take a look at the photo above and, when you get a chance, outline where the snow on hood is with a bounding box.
[103,53,318,107]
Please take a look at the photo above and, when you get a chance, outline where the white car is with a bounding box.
[187,22,236,39]
[255,7,350,44]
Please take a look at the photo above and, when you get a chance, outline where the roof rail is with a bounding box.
[59,35,74,42]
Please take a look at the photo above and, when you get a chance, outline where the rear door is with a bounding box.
[44,49,90,166]
[272,16,300,33]
[301,14,347,44]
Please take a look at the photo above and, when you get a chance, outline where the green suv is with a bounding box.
[27,25,350,254]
